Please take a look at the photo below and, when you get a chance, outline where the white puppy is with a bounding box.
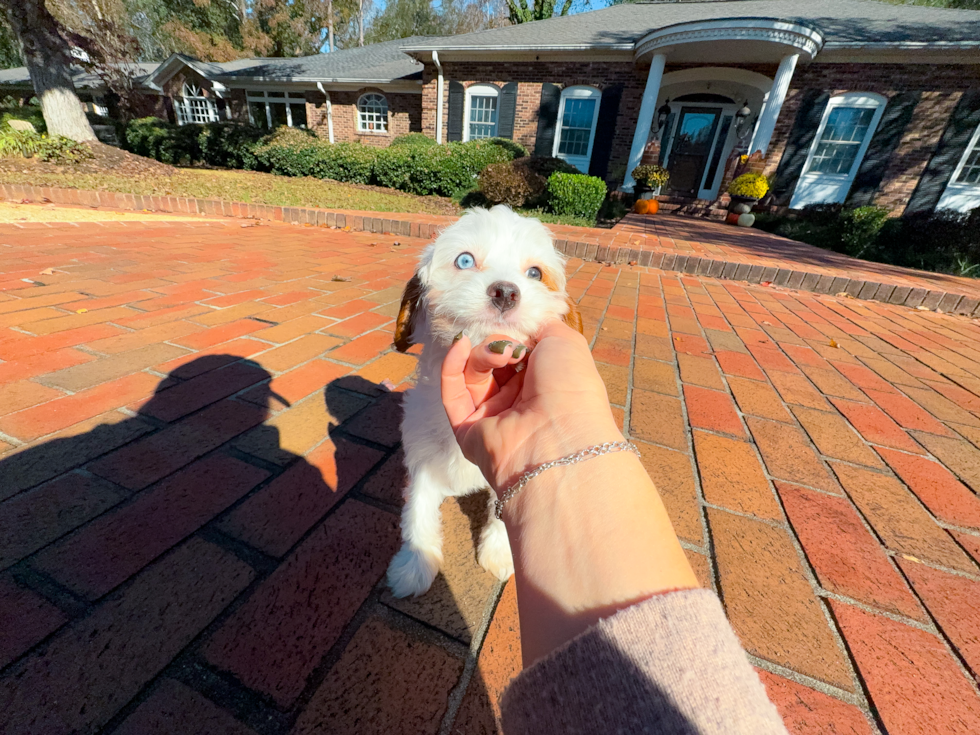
[386,205,582,598]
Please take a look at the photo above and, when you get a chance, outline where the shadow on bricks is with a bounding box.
[0,356,501,735]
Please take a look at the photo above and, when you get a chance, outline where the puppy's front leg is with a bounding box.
[387,467,446,597]
[478,492,515,581]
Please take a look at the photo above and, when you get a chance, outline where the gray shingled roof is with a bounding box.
[0,62,161,88]
[211,36,428,82]
[402,0,980,51]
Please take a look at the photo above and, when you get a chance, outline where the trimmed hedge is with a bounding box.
[755,204,980,276]
[547,172,607,221]
[124,118,523,197]
[478,156,580,209]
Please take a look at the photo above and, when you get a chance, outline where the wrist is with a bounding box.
[493,418,625,495]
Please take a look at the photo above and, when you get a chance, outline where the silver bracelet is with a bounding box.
[494,441,641,520]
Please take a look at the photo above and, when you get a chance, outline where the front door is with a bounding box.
[666,107,721,197]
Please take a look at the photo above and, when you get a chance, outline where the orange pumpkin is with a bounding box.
[646,199,660,215]
[634,198,650,214]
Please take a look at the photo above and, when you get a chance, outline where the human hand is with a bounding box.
[441,320,625,494]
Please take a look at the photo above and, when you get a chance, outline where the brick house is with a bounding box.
[5,0,980,216]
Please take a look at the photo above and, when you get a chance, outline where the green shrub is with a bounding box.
[485,137,528,159]
[197,122,268,169]
[840,206,890,258]
[36,136,93,164]
[374,140,511,196]
[478,161,534,207]
[390,132,436,147]
[547,172,607,222]
[0,106,46,134]
[0,127,42,157]
[517,156,578,180]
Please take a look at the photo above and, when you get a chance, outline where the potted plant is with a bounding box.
[727,172,769,209]
[631,165,670,214]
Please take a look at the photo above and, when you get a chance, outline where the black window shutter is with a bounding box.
[588,84,623,181]
[447,81,464,142]
[847,92,921,208]
[533,83,561,157]
[497,82,518,140]
[905,91,980,216]
[770,89,830,206]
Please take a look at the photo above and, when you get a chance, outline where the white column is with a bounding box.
[623,53,667,192]
[749,53,799,156]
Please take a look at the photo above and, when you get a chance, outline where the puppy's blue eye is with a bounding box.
[526,266,542,281]
[455,252,475,269]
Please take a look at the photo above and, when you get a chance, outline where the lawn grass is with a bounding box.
[0,167,461,216]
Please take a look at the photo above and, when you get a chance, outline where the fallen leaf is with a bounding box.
[629,260,637,266]
[829,338,838,348]
[761,281,772,287]
[834,291,853,299]
[76,308,87,314]
[331,275,351,282]
[915,305,930,311]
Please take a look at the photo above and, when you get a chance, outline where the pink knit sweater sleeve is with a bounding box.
[501,588,789,735]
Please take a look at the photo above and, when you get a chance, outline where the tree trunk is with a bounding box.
[1,0,96,141]
[358,0,364,46]
[327,0,335,52]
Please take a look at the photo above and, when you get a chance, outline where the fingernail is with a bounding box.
[453,331,464,344]
[512,344,526,359]
[488,340,511,354]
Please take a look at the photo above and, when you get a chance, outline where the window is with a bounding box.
[175,83,218,125]
[357,93,388,133]
[464,84,498,140]
[553,86,601,173]
[245,91,309,130]
[938,122,980,213]
[790,93,886,209]
[807,106,877,175]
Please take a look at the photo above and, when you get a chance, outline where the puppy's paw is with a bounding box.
[478,521,515,581]
[387,544,442,598]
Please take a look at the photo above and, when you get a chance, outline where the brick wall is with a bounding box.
[765,62,980,213]
[306,90,422,146]
[421,61,649,181]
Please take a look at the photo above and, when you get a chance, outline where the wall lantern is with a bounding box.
[734,101,753,139]
[656,99,671,131]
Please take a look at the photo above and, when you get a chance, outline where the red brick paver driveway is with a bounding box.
[1,219,979,735]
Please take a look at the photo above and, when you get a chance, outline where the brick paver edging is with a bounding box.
[4,183,978,317]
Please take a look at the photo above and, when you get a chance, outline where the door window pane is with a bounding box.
[269,102,288,128]
[558,99,596,157]
[249,101,268,129]
[290,102,307,128]
[808,106,875,175]
[468,96,497,139]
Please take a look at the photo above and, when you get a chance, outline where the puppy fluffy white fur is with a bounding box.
[386,205,581,598]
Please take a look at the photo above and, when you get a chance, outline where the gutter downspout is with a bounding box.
[432,51,444,144]
[316,82,335,143]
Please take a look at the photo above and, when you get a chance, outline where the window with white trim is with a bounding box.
[553,85,601,173]
[245,91,308,130]
[938,121,980,213]
[464,84,498,140]
[175,83,218,125]
[357,93,388,133]
[790,92,887,209]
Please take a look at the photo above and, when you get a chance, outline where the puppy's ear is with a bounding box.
[563,296,584,334]
[393,273,424,353]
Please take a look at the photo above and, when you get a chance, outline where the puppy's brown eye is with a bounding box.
[526,266,542,281]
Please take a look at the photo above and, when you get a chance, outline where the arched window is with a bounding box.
[357,93,388,133]
[938,121,980,213]
[553,85,601,173]
[790,92,887,209]
[464,84,499,141]
[176,83,218,125]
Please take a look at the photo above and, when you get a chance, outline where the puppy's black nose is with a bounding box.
[487,281,520,312]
